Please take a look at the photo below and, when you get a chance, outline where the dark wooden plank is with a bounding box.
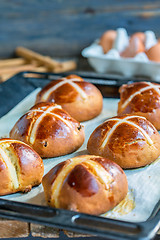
[0,1,160,57]
[31,224,59,238]
[0,218,29,238]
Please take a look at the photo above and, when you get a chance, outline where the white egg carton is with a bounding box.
[82,28,160,81]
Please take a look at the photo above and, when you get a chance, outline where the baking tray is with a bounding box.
[0,71,159,240]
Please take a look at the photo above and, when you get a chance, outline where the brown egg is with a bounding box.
[130,32,146,44]
[99,30,117,54]
[145,42,160,62]
[120,36,145,58]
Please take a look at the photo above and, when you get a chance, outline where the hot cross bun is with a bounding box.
[0,138,44,196]
[87,115,160,168]
[10,102,85,158]
[118,81,160,130]
[35,74,103,122]
[42,155,128,215]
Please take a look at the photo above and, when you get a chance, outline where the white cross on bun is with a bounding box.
[87,115,160,169]
[118,81,160,130]
[36,74,103,122]
[0,138,44,196]
[10,102,85,158]
[42,155,128,215]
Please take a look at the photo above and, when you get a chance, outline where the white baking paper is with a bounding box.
[0,89,159,223]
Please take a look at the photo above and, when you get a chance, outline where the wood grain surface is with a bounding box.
[0,219,159,239]
[0,0,160,58]
[31,224,60,238]
[0,219,29,238]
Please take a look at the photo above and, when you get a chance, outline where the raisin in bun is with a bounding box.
[35,74,103,122]
[87,115,160,169]
[10,102,85,158]
[42,155,128,215]
[0,138,44,196]
[118,82,160,130]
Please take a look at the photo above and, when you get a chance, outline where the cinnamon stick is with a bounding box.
[0,66,47,82]
[0,58,27,68]
[0,63,38,75]
[15,47,76,72]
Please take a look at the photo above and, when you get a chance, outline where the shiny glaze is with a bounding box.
[36,75,93,104]
[102,115,154,147]
[0,150,12,195]
[87,115,160,168]
[66,164,99,197]
[89,115,155,152]
[43,161,67,187]
[88,156,124,175]
[42,161,67,203]
[25,103,81,143]
[42,155,128,214]
[0,138,44,195]
[119,82,160,113]
[10,102,84,158]
[10,142,44,176]
[0,158,6,171]
[26,104,80,144]
[43,155,126,199]
[35,74,103,122]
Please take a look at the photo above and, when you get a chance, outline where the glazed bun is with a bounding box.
[118,81,160,130]
[42,155,128,215]
[36,74,103,122]
[87,115,160,169]
[10,102,85,158]
[0,138,44,196]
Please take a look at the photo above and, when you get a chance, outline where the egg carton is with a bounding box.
[82,28,160,81]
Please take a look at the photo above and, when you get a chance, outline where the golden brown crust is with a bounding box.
[87,115,160,169]
[36,74,103,122]
[42,161,67,204]
[0,156,13,195]
[118,82,160,130]
[0,138,44,196]
[10,102,85,158]
[42,155,128,215]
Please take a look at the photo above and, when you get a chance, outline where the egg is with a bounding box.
[145,42,160,62]
[120,36,145,58]
[130,32,146,44]
[99,30,117,54]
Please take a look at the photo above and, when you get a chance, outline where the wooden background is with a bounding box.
[0,0,160,59]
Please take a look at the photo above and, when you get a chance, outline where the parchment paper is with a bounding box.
[0,89,159,223]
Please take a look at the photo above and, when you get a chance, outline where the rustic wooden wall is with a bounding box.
[0,0,160,58]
